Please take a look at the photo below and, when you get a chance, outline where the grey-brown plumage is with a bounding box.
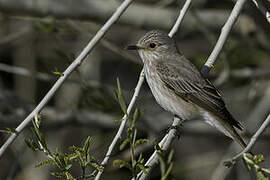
[127,30,246,148]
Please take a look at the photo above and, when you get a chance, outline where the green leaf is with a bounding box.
[83,136,92,153]
[65,164,72,171]
[256,171,269,180]
[114,78,127,114]
[25,138,40,151]
[132,108,140,127]
[52,68,63,77]
[137,163,148,174]
[51,172,65,178]
[36,114,42,126]
[167,149,174,164]
[90,161,103,172]
[66,152,78,161]
[65,172,75,180]
[113,159,131,170]
[120,137,130,150]
[114,119,123,123]
[154,142,162,152]
[35,159,55,168]
[245,153,253,159]
[134,139,149,147]
[157,151,166,177]
[4,127,17,134]
[54,149,67,170]
[254,154,264,164]
[137,153,143,163]
[69,145,82,152]
[162,162,174,180]
[75,150,84,166]
[132,129,137,146]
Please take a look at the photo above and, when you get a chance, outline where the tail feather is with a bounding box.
[204,111,247,149]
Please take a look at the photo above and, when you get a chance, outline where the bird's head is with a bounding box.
[127,30,179,63]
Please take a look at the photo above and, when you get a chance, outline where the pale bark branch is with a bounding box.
[251,0,270,24]
[168,0,192,38]
[137,117,182,180]
[228,114,270,162]
[201,0,247,75]
[0,0,134,159]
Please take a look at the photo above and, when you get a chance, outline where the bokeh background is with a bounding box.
[0,0,270,179]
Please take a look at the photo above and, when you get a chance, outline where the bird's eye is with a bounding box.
[149,43,156,48]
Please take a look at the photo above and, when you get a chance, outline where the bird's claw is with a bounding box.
[167,125,181,139]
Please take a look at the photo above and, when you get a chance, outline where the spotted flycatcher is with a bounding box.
[127,30,246,148]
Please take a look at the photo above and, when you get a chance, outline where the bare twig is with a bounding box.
[251,0,270,24]
[227,114,270,163]
[0,0,135,159]
[201,0,247,75]
[94,71,145,180]
[168,0,192,38]
[137,117,182,180]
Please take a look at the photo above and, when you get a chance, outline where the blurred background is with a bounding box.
[0,0,270,179]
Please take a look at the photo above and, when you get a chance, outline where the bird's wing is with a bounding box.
[155,56,243,130]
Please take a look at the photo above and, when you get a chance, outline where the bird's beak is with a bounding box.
[126,45,144,50]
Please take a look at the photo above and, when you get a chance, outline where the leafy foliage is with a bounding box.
[113,108,149,179]
[157,148,174,180]
[52,67,64,77]
[0,127,17,134]
[25,115,102,179]
[112,78,150,179]
[243,153,270,180]
[114,77,127,114]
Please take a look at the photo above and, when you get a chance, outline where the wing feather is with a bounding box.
[155,56,243,130]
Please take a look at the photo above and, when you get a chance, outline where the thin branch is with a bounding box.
[0,0,135,159]
[227,114,270,163]
[137,117,182,180]
[168,0,192,38]
[201,0,247,75]
[94,71,145,180]
[251,0,270,24]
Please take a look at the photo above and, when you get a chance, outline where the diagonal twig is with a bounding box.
[201,0,247,76]
[227,114,270,163]
[251,0,270,24]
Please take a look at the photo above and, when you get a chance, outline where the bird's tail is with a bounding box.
[204,113,247,149]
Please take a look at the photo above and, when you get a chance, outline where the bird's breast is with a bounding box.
[143,65,199,120]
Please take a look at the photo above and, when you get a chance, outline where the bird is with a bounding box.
[127,30,247,148]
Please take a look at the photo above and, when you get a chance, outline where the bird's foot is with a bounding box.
[166,125,182,139]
